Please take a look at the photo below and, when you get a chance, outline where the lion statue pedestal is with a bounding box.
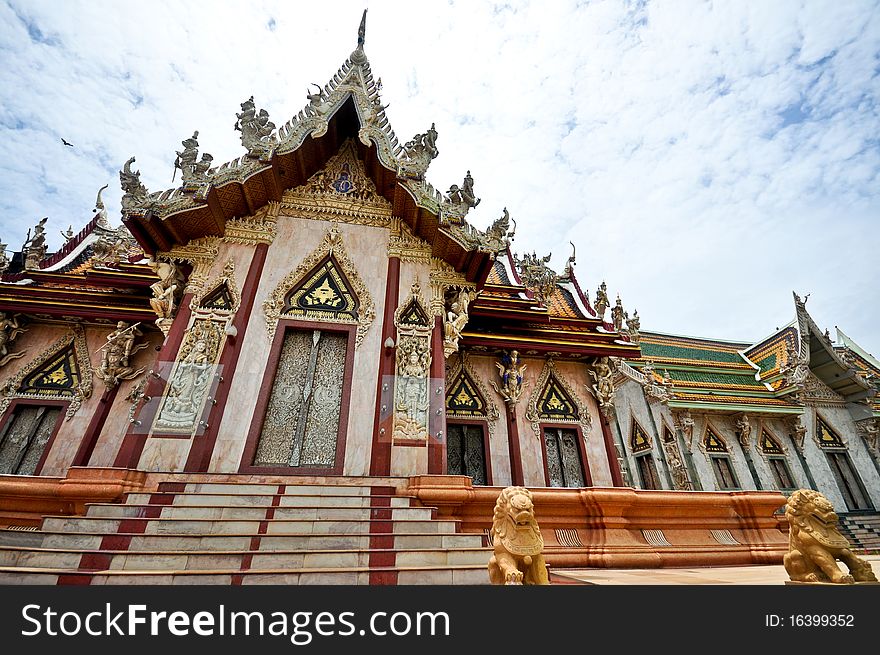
[488,486,549,585]
[783,489,877,584]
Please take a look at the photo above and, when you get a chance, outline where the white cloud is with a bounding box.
[0,0,878,356]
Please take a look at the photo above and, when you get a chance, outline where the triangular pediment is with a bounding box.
[703,426,728,453]
[760,428,784,455]
[446,369,488,416]
[397,297,431,328]
[630,418,651,453]
[19,343,82,397]
[283,255,360,321]
[537,375,579,421]
[199,283,235,311]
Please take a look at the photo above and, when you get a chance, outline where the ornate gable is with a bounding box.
[759,428,784,455]
[525,359,591,438]
[264,224,375,348]
[0,325,93,420]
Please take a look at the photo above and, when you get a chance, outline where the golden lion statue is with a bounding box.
[488,486,549,585]
[783,489,876,584]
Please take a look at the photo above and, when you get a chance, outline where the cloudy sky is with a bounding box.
[1,0,878,356]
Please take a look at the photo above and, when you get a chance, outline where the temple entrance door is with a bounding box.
[543,427,585,488]
[0,405,62,475]
[253,328,348,470]
[825,450,873,511]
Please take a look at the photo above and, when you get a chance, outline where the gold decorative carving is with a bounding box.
[156,236,221,297]
[223,215,277,245]
[282,139,392,225]
[388,218,433,263]
[524,359,591,439]
[784,489,877,584]
[487,486,549,585]
[191,259,241,315]
[0,325,92,421]
[263,223,375,349]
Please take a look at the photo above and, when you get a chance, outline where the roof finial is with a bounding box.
[357,9,367,47]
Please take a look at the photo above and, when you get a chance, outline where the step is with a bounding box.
[124,492,414,508]
[2,530,484,552]
[0,564,490,585]
[40,516,460,536]
[85,504,433,521]
[157,483,392,496]
[0,546,490,570]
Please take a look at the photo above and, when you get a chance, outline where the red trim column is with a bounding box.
[600,413,625,487]
[428,315,446,474]
[72,386,118,467]
[506,405,524,486]
[113,293,195,469]
[369,256,400,476]
[185,243,269,472]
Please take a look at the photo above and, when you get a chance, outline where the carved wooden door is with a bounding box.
[446,423,487,485]
[0,405,61,475]
[254,329,347,469]
[543,427,585,488]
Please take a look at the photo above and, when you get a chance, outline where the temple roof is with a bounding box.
[628,296,878,417]
[117,11,502,285]
[0,196,156,324]
[463,250,640,359]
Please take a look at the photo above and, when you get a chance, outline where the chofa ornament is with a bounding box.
[487,486,549,585]
[783,489,877,584]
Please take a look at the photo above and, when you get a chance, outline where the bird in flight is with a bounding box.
[61,138,74,147]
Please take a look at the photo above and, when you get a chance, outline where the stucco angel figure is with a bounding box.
[443,288,474,357]
[0,312,27,367]
[96,321,149,388]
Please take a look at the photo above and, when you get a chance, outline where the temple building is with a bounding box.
[0,13,877,584]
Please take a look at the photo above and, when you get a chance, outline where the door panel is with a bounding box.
[544,427,585,488]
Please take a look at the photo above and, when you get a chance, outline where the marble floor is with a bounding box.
[550,555,880,585]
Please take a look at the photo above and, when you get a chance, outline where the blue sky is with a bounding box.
[0,0,878,356]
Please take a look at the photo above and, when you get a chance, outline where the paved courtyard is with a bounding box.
[550,555,880,585]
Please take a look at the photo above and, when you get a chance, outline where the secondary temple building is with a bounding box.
[0,14,877,581]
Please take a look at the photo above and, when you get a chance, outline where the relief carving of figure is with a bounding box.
[492,350,526,404]
[154,324,219,431]
[96,321,149,388]
[0,242,9,274]
[0,312,27,367]
[784,489,877,584]
[675,410,696,452]
[786,415,807,452]
[661,428,692,490]
[392,337,431,439]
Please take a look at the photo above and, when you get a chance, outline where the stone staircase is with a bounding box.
[0,479,490,584]
[838,513,880,553]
